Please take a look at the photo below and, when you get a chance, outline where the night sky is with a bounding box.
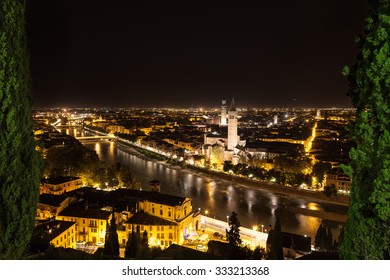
[26,1,368,108]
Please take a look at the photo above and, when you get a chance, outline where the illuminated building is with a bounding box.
[220,99,227,126]
[57,206,112,244]
[59,187,200,250]
[325,167,352,194]
[227,97,239,150]
[31,220,77,252]
[117,188,201,249]
[40,176,83,195]
[36,194,75,220]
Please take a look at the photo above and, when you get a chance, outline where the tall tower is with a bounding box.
[220,99,227,126]
[227,97,238,150]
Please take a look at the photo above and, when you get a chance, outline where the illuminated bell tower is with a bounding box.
[227,97,238,150]
[220,99,227,126]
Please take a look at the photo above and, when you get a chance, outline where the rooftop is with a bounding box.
[125,211,176,226]
[58,206,111,220]
[39,194,69,207]
[42,176,81,185]
[34,220,76,242]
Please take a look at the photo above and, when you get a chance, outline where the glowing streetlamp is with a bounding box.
[261,224,264,233]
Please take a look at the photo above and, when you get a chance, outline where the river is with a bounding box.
[63,127,348,243]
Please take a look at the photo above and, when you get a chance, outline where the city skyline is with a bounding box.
[27,1,368,108]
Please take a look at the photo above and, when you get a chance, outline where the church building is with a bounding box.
[203,97,245,168]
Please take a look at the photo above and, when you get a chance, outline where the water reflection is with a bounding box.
[78,139,348,243]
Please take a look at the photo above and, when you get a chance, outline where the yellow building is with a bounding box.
[109,188,201,250]
[36,194,76,220]
[325,168,352,194]
[57,206,112,244]
[56,187,201,251]
[40,176,83,195]
[32,220,77,251]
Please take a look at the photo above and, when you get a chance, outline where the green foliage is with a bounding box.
[0,0,42,259]
[43,141,143,189]
[223,161,311,187]
[340,0,390,259]
[269,217,284,260]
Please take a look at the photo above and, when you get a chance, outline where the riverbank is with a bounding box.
[115,138,350,207]
[186,165,350,207]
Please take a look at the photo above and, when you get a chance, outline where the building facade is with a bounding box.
[31,220,77,252]
[57,206,112,244]
[40,176,83,195]
[227,97,238,150]
[220,99,227,126]
[325,168,352,194]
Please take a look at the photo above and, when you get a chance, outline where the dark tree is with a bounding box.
[0,0,42,259]
[315,223,326,251]
[315,223,336,252]
[125,226,141,259]
[340,0,390,259]
[136,230,151,259]
[269,217,284,260]
[312,162,332,184]
[141,230,148,249]
[103,211,119,258]
[225,211,243,259]
[124,232,133,259]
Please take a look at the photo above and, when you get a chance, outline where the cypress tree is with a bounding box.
[225,211,243,259]
[269,217,284,260]
[0,1,42,259]
[124,232,133,259]
[315,223,326,251]
[326,226,333,251]
[340,0,390,259]
[103,211,119,258]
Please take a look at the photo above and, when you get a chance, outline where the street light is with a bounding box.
[261,224,264,233]
[226,215,229,226]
